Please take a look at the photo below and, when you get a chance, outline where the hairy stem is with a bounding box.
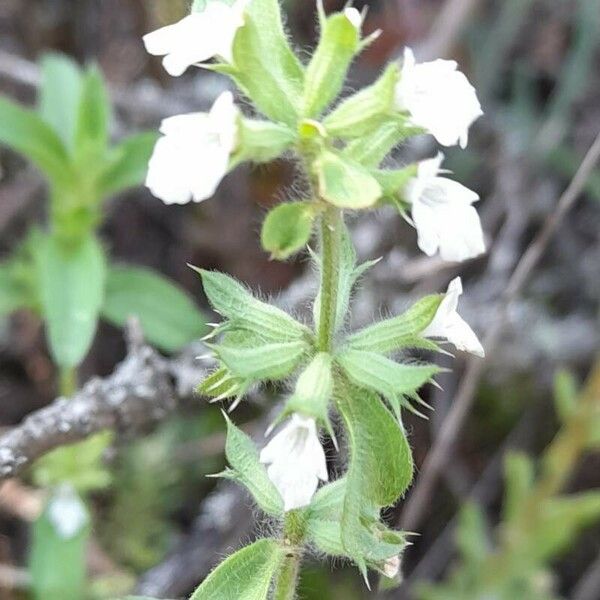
[273,553,302,600]
[273,205,343,599]
[316,206,342,352]
[273,511,306,600]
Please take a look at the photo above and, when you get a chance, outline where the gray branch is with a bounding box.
[0,340,204,480]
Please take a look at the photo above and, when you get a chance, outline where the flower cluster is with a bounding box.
[144,3,484,265]
[142,0,486,593]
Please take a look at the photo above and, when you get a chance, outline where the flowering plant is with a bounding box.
[143,0,485,596]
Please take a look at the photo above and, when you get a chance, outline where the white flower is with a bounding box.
[146,91,239,205]
[47,484,89,539]
[406,153,485,262]
[395,47,482,148]
[383,555,401,579]
[260,414,328,511]
[143,0,248,76]
[423,277,485,357]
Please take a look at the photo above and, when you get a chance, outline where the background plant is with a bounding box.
[419,363,600,600]
[0,53,206,600]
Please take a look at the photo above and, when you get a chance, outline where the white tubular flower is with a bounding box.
[47,484,89,540]
[395,47,482,148]
[146,91,239,205]
[406,153,485,263]
[260,414,328,512]
[143,0,248,76]
[423,277,485,357]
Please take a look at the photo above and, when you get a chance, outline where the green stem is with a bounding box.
[273,552,302,600]
[272,207,343,599]
[273,511,306,600]
[316,206,342,352]
[59,366,77,398]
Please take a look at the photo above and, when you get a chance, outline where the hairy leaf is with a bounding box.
[196,269,310,342]
[336,349,439,417]
[190,538,285,600]
[209,339,307,381]
[229,0,303,125]
[306,478,408,572]
[315,150,382,209]
[343,115,419,168]
[218,415,284,515]
[347,294,443,354]
[233,119,296,166]
[324,64,399,138]
[261,202,315,260]
[335,381,413,574]
[303,11,361,117]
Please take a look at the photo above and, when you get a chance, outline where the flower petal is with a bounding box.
[396,48,482,148]
[143,3,246,76]
[423,277,484,357]
[145,93,239,205]
[260,414,328,512]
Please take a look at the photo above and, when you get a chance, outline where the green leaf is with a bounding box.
[209,339,307,381]
[335,380,413,574]
[35,234,106,368]
[74,65,110,164]
[553,370,579,424]
[343,114,419,168]
[190,538,285,600]
[324,64,399,138]
[303,10,361,117]
[196,269,310,342]
[229,0,303,125]
[502,452,534,523]
[306,479,407,570]
[261,202,315,260]
[532,492,600,563]
[347,294,443,354]
[373,165,418,198]
[455,503,490,564]
[336,349,439,417]
[0,96,73,186]
[218,414,284,515]
[97,132,159,198]
[233,118,296,166]
[38,52,83,151]
[29,486,90,600]
[101,265,206,353]
[315,150,382,209]
[32,432,113,493]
